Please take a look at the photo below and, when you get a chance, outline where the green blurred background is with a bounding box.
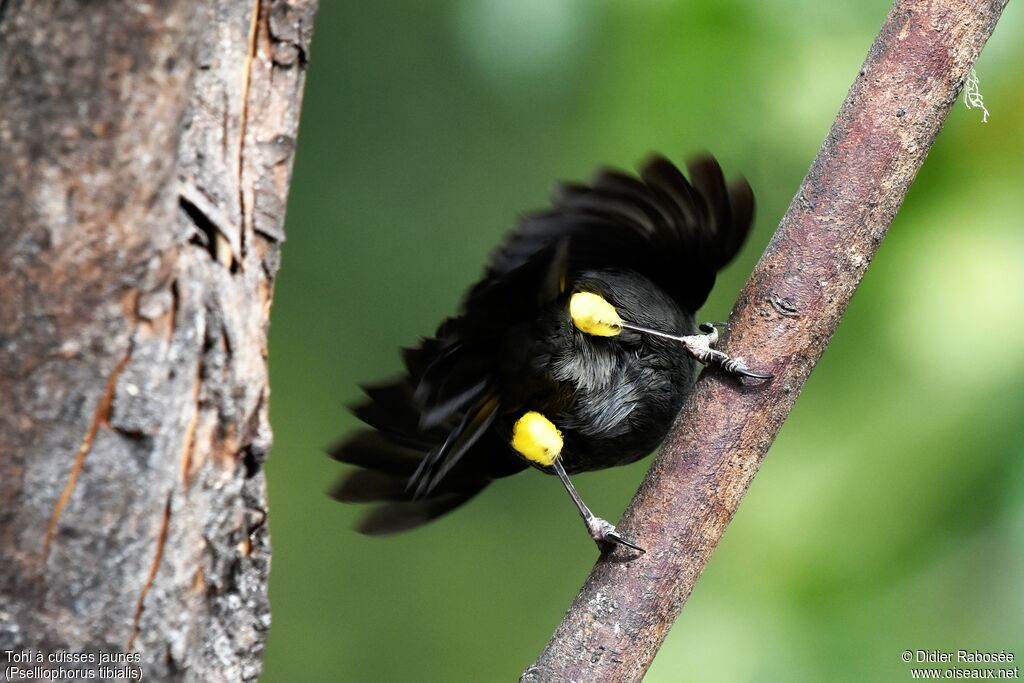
[262,1,1024,681]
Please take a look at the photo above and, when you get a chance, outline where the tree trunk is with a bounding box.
[0,1,317,680]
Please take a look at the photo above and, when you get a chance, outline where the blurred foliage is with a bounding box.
[263,1,1024,681]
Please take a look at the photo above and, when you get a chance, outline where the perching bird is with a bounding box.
[329,154,767,552]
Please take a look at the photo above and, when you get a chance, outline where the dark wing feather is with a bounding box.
[459,154,753,320]
[354,487,488,536]
[329,430,423,475]
[517,154,752,313]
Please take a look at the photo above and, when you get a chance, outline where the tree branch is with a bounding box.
[523,0,1008,680]
[0,1,316,680]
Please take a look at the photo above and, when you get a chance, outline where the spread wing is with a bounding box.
[463,154,752,325]
[330,154,755,529]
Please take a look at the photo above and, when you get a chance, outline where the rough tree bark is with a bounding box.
[0,1,316,680]
[524,0,1007,681]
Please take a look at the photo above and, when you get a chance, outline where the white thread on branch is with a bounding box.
[963,68,990,123]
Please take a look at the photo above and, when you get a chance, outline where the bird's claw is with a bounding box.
[693,322,773,382]
[587,516,645,554]
[722,356,774,380]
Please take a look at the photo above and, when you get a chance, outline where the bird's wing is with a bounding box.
[470,153,755,320]
[329,378,525,533]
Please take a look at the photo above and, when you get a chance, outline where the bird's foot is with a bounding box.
[685,323,773,381]
[586,516,645,554]
[612,319,770,380]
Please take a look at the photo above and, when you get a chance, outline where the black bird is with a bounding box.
[330,154,766,551]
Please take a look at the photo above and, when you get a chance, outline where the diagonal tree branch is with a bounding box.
[523,0,1008,680]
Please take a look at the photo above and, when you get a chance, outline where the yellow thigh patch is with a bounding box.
[569,291,622,337]
[511,412,563,467]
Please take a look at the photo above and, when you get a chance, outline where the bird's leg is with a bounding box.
[552,459,644,553]
[616,320,772,380]
[568,292,771,380]
[511,411,643,553]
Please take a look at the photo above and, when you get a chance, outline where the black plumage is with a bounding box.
[330,154,755,540]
